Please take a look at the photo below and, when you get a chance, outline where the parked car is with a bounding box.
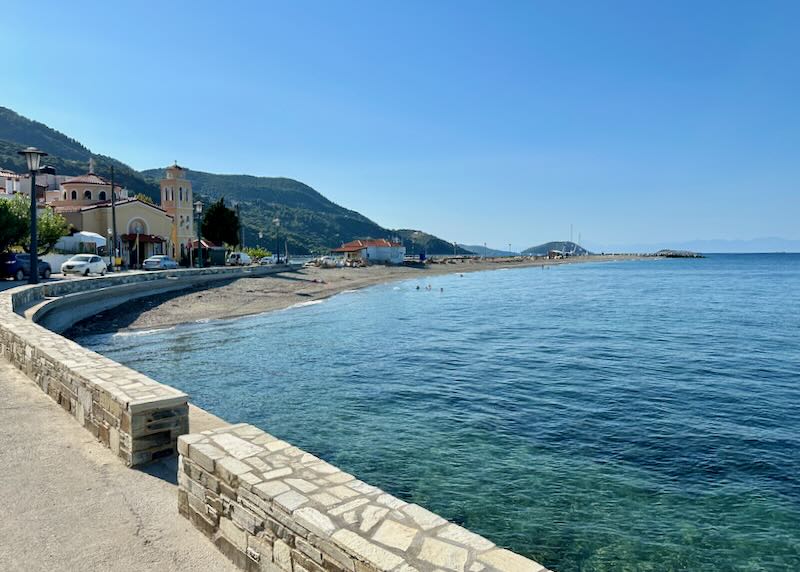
[143,255,179,271]
[227,252,252,266]
[0,252,52,281]
[61,254,107,276]
[259,256,275,265]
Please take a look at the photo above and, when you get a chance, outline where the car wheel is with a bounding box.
[100,269,106,276]
[43,268,51,279]
[84,269,90,277]
[14,269,24,281]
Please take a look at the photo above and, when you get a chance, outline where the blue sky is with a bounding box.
[2,1,798,250]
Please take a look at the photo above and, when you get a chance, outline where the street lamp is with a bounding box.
[258,231,263,249]
[194,200,204,268]
[17,147,48,284]
[107,228,113,267]
[273,217,280,264]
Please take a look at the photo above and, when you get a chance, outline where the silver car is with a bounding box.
[143,255,179,270]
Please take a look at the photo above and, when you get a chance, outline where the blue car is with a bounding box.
[0,252,52,281]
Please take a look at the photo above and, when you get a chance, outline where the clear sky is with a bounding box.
[2,0,798,250]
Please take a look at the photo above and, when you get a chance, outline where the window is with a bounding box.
[71,190,77,200]
[62,192,67,200]
[99,191,107,201]
[84,190,92,200]
[179,187,183,202]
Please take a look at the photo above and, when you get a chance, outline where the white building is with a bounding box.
[0,168,20,197]
[331,239,406,265]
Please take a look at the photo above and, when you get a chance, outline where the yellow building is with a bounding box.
[159,163,195,261]
[54,166,175,267]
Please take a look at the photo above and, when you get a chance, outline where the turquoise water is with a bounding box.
[78,255,800,571]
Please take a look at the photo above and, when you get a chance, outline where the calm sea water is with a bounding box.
[78,255,800,571]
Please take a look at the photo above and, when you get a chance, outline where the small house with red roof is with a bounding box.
[331,239,406,265]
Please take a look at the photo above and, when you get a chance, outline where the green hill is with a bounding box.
[0,107,160,201]
[0,106,461,254]
[522,241,590,256]
[141,168,393,254]
[393,229,474,256]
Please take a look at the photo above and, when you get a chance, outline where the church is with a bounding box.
[52,161,196,267]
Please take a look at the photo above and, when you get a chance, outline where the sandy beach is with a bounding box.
[65,255,645,336]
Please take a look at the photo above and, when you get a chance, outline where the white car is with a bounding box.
[61,254,107,276]
[143,255,179,270]
[227,252,252,266]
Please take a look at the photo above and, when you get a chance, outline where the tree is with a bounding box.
[8,194,70,255]
[135,193,154,205]
[0,199,28,252]
[201,197,240,247]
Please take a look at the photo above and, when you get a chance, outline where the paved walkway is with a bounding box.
[0,359,237,572]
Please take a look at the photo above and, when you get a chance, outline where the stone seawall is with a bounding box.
[0,266,293,466]
[1,265,552,571]
[178,424,551,572]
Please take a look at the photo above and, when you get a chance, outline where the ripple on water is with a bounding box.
[78,255,800,572]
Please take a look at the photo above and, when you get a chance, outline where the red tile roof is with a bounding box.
[331,239,402,253]
[61,173,111,186]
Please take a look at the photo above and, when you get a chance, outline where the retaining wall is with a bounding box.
[178,424,551,572]
[0,265,293,465]
[1,265,552,571]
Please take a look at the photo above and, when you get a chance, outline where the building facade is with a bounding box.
[159,163,195,261]
[331,239,406,264]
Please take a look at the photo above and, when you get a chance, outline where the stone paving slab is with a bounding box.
[178,424,553,572]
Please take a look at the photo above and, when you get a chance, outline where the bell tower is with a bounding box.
[160,162,194,260]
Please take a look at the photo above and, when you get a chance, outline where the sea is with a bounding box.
[77,254,800,571]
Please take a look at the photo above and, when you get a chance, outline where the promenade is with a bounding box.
[0,358,237,572]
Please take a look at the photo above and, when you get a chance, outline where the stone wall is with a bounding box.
[0,265,295,466]
[0,306,188,465]
[178,424,551,572]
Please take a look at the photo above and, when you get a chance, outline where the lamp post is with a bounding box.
[107,228,113,267]
[110,165,117,270]
[194,200,204,268]
[273,217,280,264]
[258,231,263,249]
[17,147,48,284]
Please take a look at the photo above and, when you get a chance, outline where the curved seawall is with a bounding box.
[0,268,550,572]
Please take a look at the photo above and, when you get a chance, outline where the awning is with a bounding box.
[121,234,165,244]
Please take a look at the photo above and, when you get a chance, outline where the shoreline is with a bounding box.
[65,255,648,337]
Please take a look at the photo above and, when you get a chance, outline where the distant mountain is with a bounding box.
[0,105,462,254]
[0,107,161,201]
[522,241,590,256]
[141,168,394,253]
[393,230,475,256]
[586,238,800,254]
[461,244,517,257]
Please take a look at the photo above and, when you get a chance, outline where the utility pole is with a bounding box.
[236,203,244,248]
[111,165,117,269]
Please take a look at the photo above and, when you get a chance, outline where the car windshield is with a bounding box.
[71,255,93,262]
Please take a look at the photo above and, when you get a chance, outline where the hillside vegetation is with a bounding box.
[0,106,461,254]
